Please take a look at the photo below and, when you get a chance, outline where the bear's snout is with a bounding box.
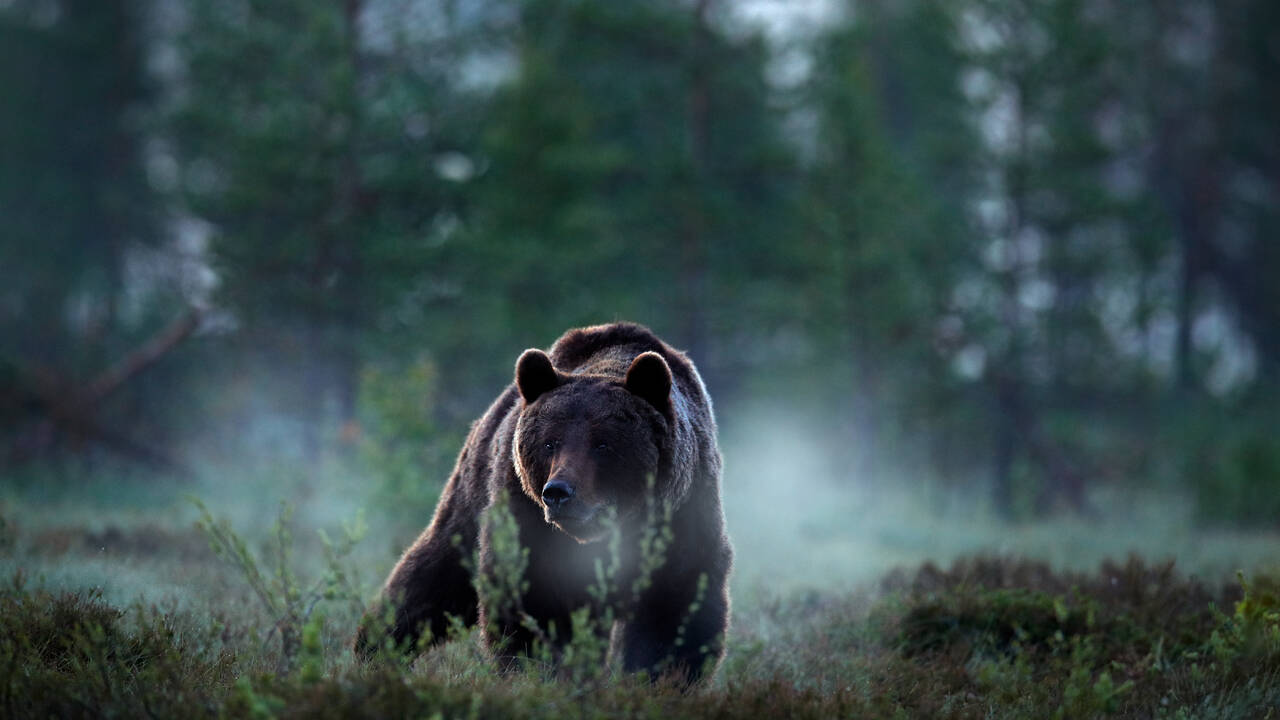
[540,476,602,536]
[541,479,574,509]
[542,477,593,523]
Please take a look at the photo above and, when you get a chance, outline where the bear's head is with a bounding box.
[511,348,672,543]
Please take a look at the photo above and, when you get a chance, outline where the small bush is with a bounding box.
[870,556,1278,718]
[193,498,367,675]
[0,574,235,718]
[356,357,459,529]
[1194,431,1280,528]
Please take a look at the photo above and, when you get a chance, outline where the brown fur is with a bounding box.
[355,323,732,684]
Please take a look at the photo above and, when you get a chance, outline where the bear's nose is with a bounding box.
[541,479,574,507]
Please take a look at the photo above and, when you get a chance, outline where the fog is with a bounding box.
[11,397,1276,622]
[718,407,1278,600]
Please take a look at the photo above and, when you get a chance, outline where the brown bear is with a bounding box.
[354,322,732,684]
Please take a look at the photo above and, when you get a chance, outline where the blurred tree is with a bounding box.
[1205,0,1280,383]
[1123,0,1279,390]
[171,0,488,456]
[804,0,978,479]
[0,0,196,468]
[1123,0,1280,526]
[953,0,1159,515]
[463,0,801,397]
[1,0,1272,527]
[0,0,153,368]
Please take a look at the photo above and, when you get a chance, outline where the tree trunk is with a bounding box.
[679,0,714,371]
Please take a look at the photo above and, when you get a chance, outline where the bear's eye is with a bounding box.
[543,441,557,453]
[594,443,610,453]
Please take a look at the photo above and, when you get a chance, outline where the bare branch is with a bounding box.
[82,309,203,405]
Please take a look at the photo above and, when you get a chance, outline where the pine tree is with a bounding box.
[171,0,482,453]
[467,0,799,393]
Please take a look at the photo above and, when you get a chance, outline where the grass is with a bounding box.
[2,549,1277,718]
[1,449,1279,718]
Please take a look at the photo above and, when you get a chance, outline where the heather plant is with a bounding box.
[192,498,367,675]
[0,573,235,719]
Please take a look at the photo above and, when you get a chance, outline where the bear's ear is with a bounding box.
[625,351,672,415]
[516,349,560,404]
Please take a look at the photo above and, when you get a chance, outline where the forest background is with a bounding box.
[1,1,1279,715]
[4,0,1277,532]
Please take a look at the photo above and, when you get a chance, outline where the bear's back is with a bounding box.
[549,322,707,406]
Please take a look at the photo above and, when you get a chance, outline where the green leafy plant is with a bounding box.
[1228,570,1280,651]
[192,498,366,675]
[357,358,457,529]
[474,475,704,686]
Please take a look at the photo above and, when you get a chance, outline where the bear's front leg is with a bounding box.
[354,526,477,657]
[616,575,729,686]
[476,560,588,671]
[478,613,543,672]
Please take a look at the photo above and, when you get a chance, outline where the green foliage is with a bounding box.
[628,476,675,601]
[475,490,618,683]
[167,0,484,451]
[464,0,803,387]
[474,477,713,686]
[0,0,199,460]
[1191,426,1280,529]
[897,586,1099,656]
[5,0,1280,532]
[193,498,366,675]
[474,492,533,637]
[1228,571,1280,654]
[0,1,160,362]
[356,357,456,527]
